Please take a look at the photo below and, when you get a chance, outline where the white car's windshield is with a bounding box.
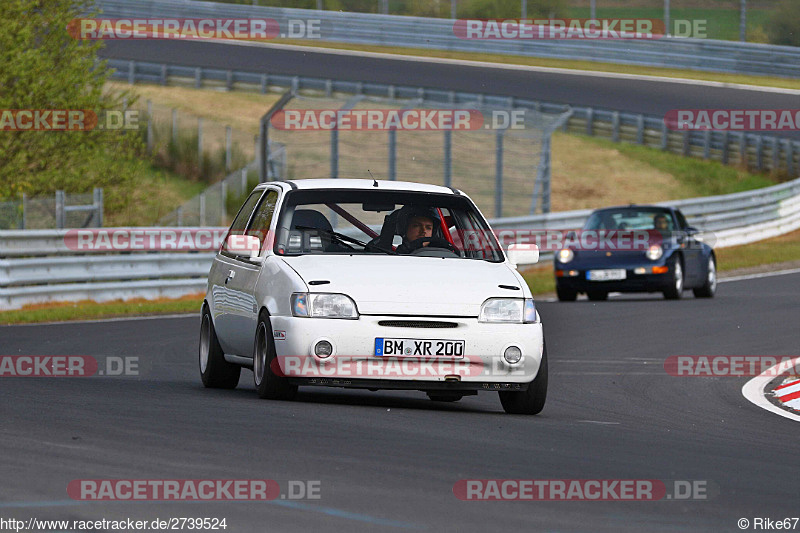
[274,189,504,262]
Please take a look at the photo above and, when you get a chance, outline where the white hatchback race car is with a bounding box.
[199,179,547,414]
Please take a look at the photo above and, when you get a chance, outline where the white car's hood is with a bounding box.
[281,255,523,316]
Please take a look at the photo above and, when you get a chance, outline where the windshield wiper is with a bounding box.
[295,226,397,255]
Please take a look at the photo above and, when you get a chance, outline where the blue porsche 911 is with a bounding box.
[554,205,717,301]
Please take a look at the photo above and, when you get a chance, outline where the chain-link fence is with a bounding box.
[0,189,103,230]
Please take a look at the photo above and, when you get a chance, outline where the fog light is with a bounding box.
[314,340,333,358]
[634,267,646,275]
[503,346,522,364]
[652,266,669,274]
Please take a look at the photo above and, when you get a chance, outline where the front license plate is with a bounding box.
[587,269,627,281]
[374,338,464,358]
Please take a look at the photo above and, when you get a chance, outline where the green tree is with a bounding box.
[0,0,143,201]
[767,0,800,47]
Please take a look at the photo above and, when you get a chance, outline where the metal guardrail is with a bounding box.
[2,176,800,309]
[95,0,800,79]
[108,59,800,180]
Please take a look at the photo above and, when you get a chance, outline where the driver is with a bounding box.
[653,214,670,232]
[396,206,441,254]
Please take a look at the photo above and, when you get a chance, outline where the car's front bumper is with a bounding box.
[555,265,673,293]
[269,315,544,387]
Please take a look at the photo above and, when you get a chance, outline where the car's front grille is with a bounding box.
[378,320,459,329]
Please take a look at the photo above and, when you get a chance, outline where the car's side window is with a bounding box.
[246,189,280,253]
[675,211,689,230]
[222,190,264,254]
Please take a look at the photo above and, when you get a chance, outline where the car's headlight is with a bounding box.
[557,249,574,263]
[291,293,358,319]
[480,298,538,323]
[646,245,663,261]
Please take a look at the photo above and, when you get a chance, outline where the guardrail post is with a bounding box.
[55,190,65,229]
[443,129,452,187]
[330,128,338,179]
[611,112,620,142]
[199,193,206,227]
[356,81,363,95]
[225,126,232,172]
[261,74,268,94]
[772,137,779,172]
[739,133,748,168]
[755,136,763,171]
[636,114,644,144]
[703,130,711,159]
[161,64,167,86]
[448,91,456,104]
[93,188,103,227]
[195,67,202,89]
[721,131,729,164]
[226,71,233,91]
[682,130,691,156]
[495,130,504,218]
[291,76,299,93]
[660,121,669,151]
[388,85,395,100]
[146,100,153,153]
[325,79,332,97]
[787,141,795,177]
[586,108,594,136]
[388,129,396,181]
[128,61,135,84]
[171,108,178,146]
[197,117,204,175]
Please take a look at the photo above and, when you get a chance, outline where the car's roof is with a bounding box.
[260,179,460,195]
[591,204,676,213]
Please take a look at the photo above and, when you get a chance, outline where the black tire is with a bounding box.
[556,286,577,302]
[662,256,684,300]
[426,392,463,402]
[499,342,548,415]
[253,312,297,400]
[199,306,241,389]
[693,254,717,298]
[586,290,608,301]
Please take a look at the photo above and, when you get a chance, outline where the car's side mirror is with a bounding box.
[507,243,539,267]
[685,226,699,235]
[226,234,263,263]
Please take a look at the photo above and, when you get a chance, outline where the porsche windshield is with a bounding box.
[273,189,504,262]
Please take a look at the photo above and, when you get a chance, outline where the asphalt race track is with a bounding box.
[98,40,800,139]
[2,272,798,532]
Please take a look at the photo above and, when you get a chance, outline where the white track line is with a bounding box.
[719,267,800,283]
[742,357,800,423]
[180,39,800,95]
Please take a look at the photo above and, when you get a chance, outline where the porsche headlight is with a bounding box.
[291,293,358,319]
[480,298,537,323]
[646,245,663,261]
[557,248,574,263]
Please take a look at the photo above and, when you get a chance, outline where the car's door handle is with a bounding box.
[225,270,236,284]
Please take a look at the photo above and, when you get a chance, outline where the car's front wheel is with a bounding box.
[499,343,548,415]
[199,306,241,389]
[253,312,297,400]
[693,255,717,298]
[663,256,684,300]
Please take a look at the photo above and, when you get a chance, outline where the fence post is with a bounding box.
[787,141,795,177]
[755,135,763,171]
[495,130,504,218]
[21,193,27,230]
[220,181,228,224]
[261,73,268,94]
[611,111,620,142]
[161,64,167,86]
[195,67,202,89]
[225,126,232,172]
[93,188,103,227]
[739,133,748,168]
[226,70,233,91]
[198,117,204,175]
[541,136,551,214]
[388,129,396,181]
[199,192,206,227]
[330,128,338,179]
[177,206,183,227]
[242,168,248,194]
[772,137,779,172]
[682,130,691,156]
[660,121,669,151]
[443,129,452,188]
[55,190,65,229]
[171,108,178,146]
[703,130,711,159]
[146,100,153,153]
[325,79,332,98]
[128,60,135,84]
